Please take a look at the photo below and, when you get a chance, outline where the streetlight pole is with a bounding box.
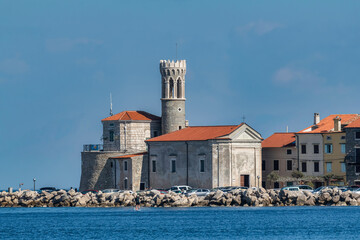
[33,178,36,191]
[257,175,260,189]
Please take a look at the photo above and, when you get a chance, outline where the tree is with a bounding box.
[291,170,304,179]
[323,174,335,186]
[267,171,280,187]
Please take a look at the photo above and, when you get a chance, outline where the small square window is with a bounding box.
[287,149,292,155]
[355,132,360,140]
[341,136,346,140]
[326,136,332,140]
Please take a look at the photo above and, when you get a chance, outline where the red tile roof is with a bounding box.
[262,132,296,148]
[109,152,147,159]
[102,111,160,122]
[298,114,359,133]
[345,117,360,128]
[146,124,244,142]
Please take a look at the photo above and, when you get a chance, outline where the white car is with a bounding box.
[170,185,192,193]
[353,188,360,194]
[185,189,210,197]
[102,189,120,193]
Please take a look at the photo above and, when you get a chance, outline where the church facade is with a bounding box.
[79,60,262,191]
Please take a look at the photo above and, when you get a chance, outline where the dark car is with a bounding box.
[40,187,58,192]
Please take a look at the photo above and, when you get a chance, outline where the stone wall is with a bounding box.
[345,128,360,185]
[80,152,120,191]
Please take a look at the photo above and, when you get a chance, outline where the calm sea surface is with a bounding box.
[0,206,359,239]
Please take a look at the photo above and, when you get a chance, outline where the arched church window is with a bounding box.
[177,78,182,98]
[172,69,175,75]
[169,78,175,98]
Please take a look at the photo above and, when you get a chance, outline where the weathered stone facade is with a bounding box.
[80,59,263,192]
[147,124,262,189]
[345,128,360,185]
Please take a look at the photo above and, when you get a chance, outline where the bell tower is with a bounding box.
[160,60,186,134]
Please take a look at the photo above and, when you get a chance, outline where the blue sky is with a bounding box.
[1,0,360,190]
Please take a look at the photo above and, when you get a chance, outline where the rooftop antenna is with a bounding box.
[110,93,113,116]
[242,115,246,123]
[176,42,178,60]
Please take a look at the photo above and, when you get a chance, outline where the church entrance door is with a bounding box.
[240,175,250,187]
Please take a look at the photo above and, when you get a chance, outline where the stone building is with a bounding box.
[79,59,262,191]
[146,124,262,189]
[344,117,360,185]
[262,132,297,189]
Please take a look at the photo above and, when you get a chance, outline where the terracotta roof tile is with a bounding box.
[146,124,244,142]
[345,116,360,128]
[109,152,147,159]
[102,111,160,121]
[298,114,359,133]
[262,132,296,148]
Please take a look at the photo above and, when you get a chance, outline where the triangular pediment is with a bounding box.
[220,123,262,141]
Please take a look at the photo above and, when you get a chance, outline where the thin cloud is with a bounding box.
[46,38,103,52]
[273,67,325,84]
[0,58,30,75]
[237,20,283,36]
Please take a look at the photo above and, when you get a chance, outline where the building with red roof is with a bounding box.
[80,60,263,191]
[261,133,297,188]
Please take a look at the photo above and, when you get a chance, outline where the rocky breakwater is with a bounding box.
[1,188,360,208]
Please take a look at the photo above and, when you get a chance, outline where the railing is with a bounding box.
[83,144,103,152]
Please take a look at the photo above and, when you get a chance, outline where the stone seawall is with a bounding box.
[1,188,360,208]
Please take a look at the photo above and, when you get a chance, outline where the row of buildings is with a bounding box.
[79,59,360,191]
[262,113,360,188]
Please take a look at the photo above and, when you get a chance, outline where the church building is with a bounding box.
[79,60,262,191]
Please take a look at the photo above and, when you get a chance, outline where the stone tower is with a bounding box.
[160,60,186,134]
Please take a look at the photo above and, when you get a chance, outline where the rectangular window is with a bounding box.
[287,149,292,155]
[274,160,279,171]
[325,144,333,154]
[152,160,156,173]
[200,159,205,172]
[356,148,360,173]
[326,162,332,173]
[341,162,346,172]
[341,136,346,140]
[124,160,128,171]
[314,144,319,154]
[314,162,319,172]
[262,160,266,171]
[355,132,360,140]
[287,160,292,171]
[301,144,306,154]
[109,130,114,142]
[341,144,346,154]
[326,136,332,141]
[302,162,307,172]
[171,159,176,173]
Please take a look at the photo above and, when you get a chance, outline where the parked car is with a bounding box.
[313,186,337,193]
[40,187,59,192]
[102,189,120,193]
[119,190,134,194]
[353,188,360,194]
[295,185,313,193]
[185,189,210,197]
[170,185,192,193]
[81,189,98,194]
[281,186,300,191]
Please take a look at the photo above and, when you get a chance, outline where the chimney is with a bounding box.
[314,113,320,125]
[334,116,341,132]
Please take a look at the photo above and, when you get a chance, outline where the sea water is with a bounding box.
[0,206,359,239]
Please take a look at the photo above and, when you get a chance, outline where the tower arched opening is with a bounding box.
[177,78,182,99]
[169,78,175,98]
